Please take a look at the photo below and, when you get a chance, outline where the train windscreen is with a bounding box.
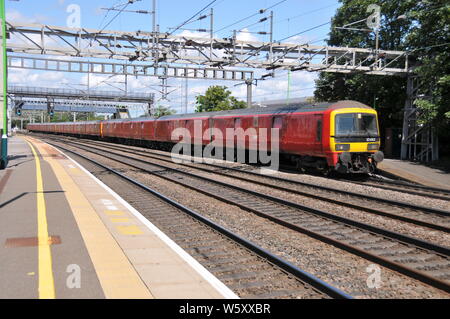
[335,113,378,137]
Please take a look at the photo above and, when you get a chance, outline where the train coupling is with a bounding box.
[336,151,384,174]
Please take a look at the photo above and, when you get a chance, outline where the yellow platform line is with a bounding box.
[25,140,56,299]
[25,137,153,299]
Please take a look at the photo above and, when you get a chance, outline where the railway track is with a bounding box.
[46,135,450,233]
[41,135,450,294]
[355,176,450,201]
[44,140,351,299]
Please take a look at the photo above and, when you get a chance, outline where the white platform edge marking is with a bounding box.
[47,142,239,299]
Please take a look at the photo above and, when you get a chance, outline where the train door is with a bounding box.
[207,118,211,141]
[313,114,323,154]
[272,116,284,150]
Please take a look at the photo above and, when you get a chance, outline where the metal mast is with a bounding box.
[0,0,7,168]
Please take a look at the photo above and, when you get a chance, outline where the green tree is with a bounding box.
[314,0,450,155]
[49,112,105,122]
[152,105,176,118]
[195,86,246,112]
[315,0,417,131]
[406,1,450,145]
[50,112,72,122]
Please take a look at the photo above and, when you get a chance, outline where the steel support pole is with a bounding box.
[269,11,273,63]
[400,75,438,162]
[0,0,7,169]
[286,70,291,105]
[184,76,188,113]
[246,80,252,108]
[400,75,413,160]
[152,0,156,35]
[210,8,213,60]
[375,28,379,67]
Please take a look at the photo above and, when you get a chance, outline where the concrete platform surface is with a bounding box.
[378,159,450,190]
[0,136,237,299]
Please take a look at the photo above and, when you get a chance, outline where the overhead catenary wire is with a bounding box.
[215,0,288,34]
[97,0,123,30]
[277,21,331,42]
[167,0,218,36]
[275,3,339,24]
[275,2,448,43]
[99,1,135,32]
[175,10,212,28]
[86,0,141,50]
[238,15,270,32]
[252,84,330,99]
[276,3,449,47]
[183,0,227,27]
[408,42,450,53]
[242,3,339,35]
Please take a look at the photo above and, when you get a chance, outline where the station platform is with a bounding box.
[0,136,237,299]
[378,159,450,190]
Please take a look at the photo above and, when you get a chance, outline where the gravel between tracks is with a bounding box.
[127,168,449,299]
[47,138,450,299]
[78,139,450,211]
[188,169,450,247]
[221,162,450,212]
[79,141,450,247]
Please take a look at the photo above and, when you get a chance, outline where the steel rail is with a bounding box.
[46,140,352,299]
[364,176,450,196]
[53,135,449,218]
[353,180,450,201]
[45,137,450,294]
[45,136,450,254]
[209,166,450,218]
[70,138,450,233]
[368,175,450,194]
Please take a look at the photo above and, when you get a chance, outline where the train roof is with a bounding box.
[159,100,372,120]
[29,100,372,125]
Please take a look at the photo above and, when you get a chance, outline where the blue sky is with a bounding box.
[7,0,341,114]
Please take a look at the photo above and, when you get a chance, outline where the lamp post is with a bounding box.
[0,0,7,169]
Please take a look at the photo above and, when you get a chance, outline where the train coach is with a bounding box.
[28,100,384,174]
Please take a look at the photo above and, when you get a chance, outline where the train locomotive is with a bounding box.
[27,100,384,174]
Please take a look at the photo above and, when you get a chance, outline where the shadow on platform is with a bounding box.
[0,190,65,209]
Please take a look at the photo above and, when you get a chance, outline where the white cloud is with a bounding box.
[285,35,311,44]
[9,68,66,88]
[250,70,317,102]
[8,9,58,49]
[178,30,210,38]
[79,72,161,92]
[236,28,259,42]
[7,9,47,24]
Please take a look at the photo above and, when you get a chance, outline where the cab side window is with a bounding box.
[272,116,282,129]
[209,118,214,140]
[253,117,258,127]
[316,120,322,142]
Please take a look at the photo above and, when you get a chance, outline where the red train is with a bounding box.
[27,100,384,174]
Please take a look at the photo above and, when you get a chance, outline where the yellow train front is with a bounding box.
[323,101,384,174]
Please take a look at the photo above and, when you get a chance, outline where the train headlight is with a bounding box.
[367,143,379,151]
[335,144,350,151]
